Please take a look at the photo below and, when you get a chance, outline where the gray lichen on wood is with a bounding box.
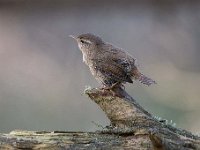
[0,87,200,150]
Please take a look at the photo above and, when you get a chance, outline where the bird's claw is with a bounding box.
[100,82,123,97]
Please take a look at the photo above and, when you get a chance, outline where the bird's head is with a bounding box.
[69,33,104,52]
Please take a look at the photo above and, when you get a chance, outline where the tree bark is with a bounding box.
[0,87,200,150]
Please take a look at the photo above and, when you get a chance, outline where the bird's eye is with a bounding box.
[80,39,92,45]
[80,40,85,44]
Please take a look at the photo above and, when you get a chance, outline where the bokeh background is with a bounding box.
[0,0,200,133]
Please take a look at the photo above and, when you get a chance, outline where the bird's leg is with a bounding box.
[100,82,123,97]
[102,82,121,91]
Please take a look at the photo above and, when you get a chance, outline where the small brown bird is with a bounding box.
[70,33,156,89]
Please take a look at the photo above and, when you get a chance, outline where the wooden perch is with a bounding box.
[0,87,200,150]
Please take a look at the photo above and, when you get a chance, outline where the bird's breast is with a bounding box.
[82,53,86,63]
[81,50,98,66]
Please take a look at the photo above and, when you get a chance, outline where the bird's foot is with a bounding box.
[106,82,121,90]
[100,82,123,97]
[100,82,119,91]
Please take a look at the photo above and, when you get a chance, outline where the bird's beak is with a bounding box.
[69,35,77,40]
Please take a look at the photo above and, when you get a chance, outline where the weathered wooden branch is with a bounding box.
[85,87,200,150]
[0,87,200,150]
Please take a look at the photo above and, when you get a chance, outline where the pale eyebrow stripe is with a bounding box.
[82,39,92,44]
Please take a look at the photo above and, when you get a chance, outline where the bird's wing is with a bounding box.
[95,57,133,83]
[94,44,138,83]
[109,47,136,70]
[109,46,136,66]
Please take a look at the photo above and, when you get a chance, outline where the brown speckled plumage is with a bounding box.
[70,33,156,88]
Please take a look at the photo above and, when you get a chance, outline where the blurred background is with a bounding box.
[0,0,200,133]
